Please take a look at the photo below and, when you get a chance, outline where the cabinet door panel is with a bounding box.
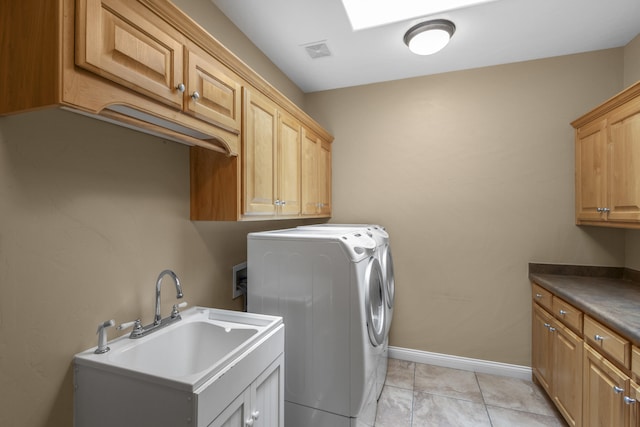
[532,304,554,394]
[630,381,640,427]
[301,129,320,215]
[608,102,640,222]
[253,357,284,427]
[76,0,184,109]
[278,113,301,216]
[186,46,242,132]
[575,119,608,221]
[208,388,250,427]
[553,323,582,427]
[583,345,627,427]
[243,89,277,216]
[318,140,332,216]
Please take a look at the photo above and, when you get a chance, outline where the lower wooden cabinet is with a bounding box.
[532,302,582,426]
[532,282,640,427]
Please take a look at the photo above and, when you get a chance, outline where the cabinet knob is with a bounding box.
[191,91,200,101]
[548,327,556,332]
[543,323,551,329]
[245,418,254,427]
[176,83,186,93]
[559,309,567,316]
[535,293,543,299]
[594,334,605,342]
[614,386,624,394]
[251,410,260,420]
[625,396,637,405]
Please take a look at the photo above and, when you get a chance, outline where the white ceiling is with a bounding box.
[212,0,640,93]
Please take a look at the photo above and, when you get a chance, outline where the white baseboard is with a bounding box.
[388,346,532,381]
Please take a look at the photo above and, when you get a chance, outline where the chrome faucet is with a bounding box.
[118,269,186,339]
[155,269,183,325]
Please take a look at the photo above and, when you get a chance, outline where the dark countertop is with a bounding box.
[529,263,640,347]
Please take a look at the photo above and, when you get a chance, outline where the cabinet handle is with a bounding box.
[251,410,260,420]
[176,83,185,93]
[535,293,543,299]
[625,396,637,405]
[559,309,567,316]
[191,91,200,101]
[594,334,605,342]
[614,386,624,394]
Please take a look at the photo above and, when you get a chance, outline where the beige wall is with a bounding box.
[305,49,628,365]
[624,33,640,88]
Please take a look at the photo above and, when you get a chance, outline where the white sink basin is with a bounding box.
[74,307,282,391]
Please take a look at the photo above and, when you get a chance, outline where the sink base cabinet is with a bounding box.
[74,325,284,427]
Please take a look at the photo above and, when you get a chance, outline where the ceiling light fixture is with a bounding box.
[403,19,456,55]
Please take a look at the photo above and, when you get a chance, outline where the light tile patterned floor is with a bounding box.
[376,359,567,427]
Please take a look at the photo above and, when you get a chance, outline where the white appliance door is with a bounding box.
[365,257,386,347]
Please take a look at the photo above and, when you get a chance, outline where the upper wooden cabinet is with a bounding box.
[573,82,640,228]
[190,88,332,221]
[301,127,332,217]
[1,0,242,154]
[2,0,333,221]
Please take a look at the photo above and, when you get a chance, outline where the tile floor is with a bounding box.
[375,359,568,427]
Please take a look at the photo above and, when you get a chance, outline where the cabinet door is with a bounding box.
[301,128,320,215]
[208,388,251,427]
[301,128,332,217]
[583,344,627,427]
[251,356,284,427]
[76,0,184,109]
[277,113,302,216]
[186,44,242,132]
[607,101,640,222]
[532,304,554,394]
[629,380,640,427]
[317,139,332,216]
[553,322,583,427]
[243,89,277,216]
[575,118,608,222]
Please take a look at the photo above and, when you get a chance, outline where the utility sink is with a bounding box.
[74,307,283,391]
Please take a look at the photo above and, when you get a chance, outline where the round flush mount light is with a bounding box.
[403,19,456,55]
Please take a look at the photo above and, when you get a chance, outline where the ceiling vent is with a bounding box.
[303,42,332,59]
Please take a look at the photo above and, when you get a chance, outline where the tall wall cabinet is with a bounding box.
[573,82,640,228]
[1,0,333,221]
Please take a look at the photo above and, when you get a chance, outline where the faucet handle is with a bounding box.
[171,301,188,318]
[117,319,143,335]
[95,319,115,354]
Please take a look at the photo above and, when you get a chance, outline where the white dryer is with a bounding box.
[248,228,386,427]
[296,224,395,398]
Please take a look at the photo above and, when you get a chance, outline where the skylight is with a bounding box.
[340,0,500,30]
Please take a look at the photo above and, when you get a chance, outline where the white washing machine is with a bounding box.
[247,228,386,427]
[296,224,395,398]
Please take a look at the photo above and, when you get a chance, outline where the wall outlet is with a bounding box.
[232,262,247,299]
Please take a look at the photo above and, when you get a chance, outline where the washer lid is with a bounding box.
[365,257,386,347]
